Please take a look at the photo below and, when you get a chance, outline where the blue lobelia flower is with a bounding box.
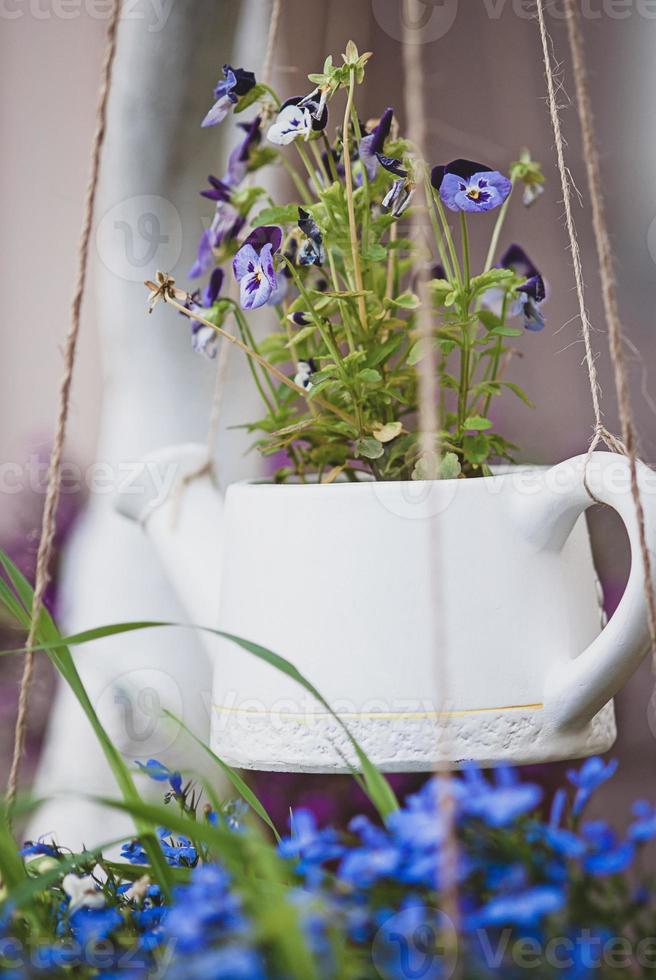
[135,758,183,796]
[69,907,123,945]
[202,65,257,128]
[465,884,564,930]
[432,159,512,213]
[580,820,634,876]
[233,226,282,310]
[567,757,618,817]
[461,764,542,828]
[164,864,248,956]
[166,946,266,980]
[279,808,343,877]
[267,92,328,146]
[20,836,59,859]
[628,799,656,843]
[358,107,393,181]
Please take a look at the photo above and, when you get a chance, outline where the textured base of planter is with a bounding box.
[211,700,617,773]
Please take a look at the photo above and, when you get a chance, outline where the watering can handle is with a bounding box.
[521,451,656,731]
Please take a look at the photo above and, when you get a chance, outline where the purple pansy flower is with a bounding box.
[432,159,512,213]
[185,268,224,358]
[359,107,393,180]
[201,64,256,128]
[225,116,262,187]
[482,244,547,332]
[189,120,261,280]
[233,226,282,310]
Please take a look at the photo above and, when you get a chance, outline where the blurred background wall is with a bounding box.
[1,0,656,830]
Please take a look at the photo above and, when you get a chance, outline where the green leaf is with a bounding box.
[373,422,402,443]
[490,326,523,338]
[285,325,316,347]
[363,243,387,262]
[501,381,535,408]
[357,368,382,384]
[355,437,385,460]
[478,310,502,331]
[234,83,269,113]
[254,204,300,225]
[463,416,493,431]
[384,291,420,311]
[439,452,462,480]
[463,434,490,465]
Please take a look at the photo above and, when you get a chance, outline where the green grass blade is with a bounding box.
[0,551,175,898]
[162,709,280,841]
[3,619,399,821]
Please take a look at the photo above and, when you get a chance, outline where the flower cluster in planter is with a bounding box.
[9,756,656,978]
[169,43,547,481]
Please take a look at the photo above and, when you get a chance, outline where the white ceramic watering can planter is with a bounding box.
[116,447,656,773]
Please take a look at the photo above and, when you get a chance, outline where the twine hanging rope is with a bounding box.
[402,18,461,948]
[6,0,122,811]
[562,0,656,653]
[535,0,656,658]
[197,0,283,480]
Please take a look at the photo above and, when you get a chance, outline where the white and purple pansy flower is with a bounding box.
[382,177,414,218]
[298,208,325,267]
[294,359,317,391]
[202,64,256,128]
[432,159,512,213]
[359,107,393,181]
[185,267,224,358]
[267,94,328,146]
[232,226,282,310]
[482,244,547,332]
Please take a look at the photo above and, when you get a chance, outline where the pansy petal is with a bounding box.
[259,243,276,288]
[240,271,272,310]
[445,158,493,181]
[232,243,260,281]
[500,243,539,279]
[438,172,465,212]
[189,229,214,279]
[201,95,231,129]
[203,267,224,307]
[243,225,282,253]
[430,165,446,190]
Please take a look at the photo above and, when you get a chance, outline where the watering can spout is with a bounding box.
[114,443,224,629]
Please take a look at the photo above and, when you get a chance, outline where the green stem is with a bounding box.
[321,131,340,184]
[231,306,278,412]
[423,175,454,282]
[460,212,471,286]
[481,295,508,418]
[342,69,367,333]
[482,184,513,275]
[431,187,462,285]
[279,154,313,205]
